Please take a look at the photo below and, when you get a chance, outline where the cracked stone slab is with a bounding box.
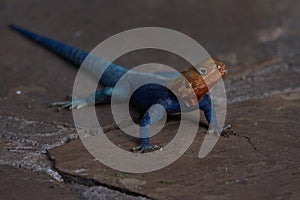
[0,165,77,200]
[67,184,147,200]
[49,92,300,199]
[0,115,77,181]
[0,115,146,199]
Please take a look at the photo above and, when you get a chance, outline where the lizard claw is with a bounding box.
[132,144,160,153]
[208,124,232,136]
[220,124,236,137]
[223,124,232,130]
[49,99,88,111]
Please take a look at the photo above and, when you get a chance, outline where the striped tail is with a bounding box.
[9,24,128,86]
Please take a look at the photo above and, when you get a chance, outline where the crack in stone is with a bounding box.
[45,151,150,199]
[221,128,258,151]
[238,135,258,151]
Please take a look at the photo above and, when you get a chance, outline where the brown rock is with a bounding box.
[0,165,77,200]
[49,92,300,199]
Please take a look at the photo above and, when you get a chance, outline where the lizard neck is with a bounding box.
[181,67,209,101]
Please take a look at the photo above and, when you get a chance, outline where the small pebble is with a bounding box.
[73,31,82,38]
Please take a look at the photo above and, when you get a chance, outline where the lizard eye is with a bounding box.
[199,67,207,75]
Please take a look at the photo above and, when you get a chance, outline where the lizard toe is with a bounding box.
[50,99,88,110]
[221,124,236,138]
[132,144,160,153]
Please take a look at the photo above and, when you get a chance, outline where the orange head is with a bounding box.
[168,59,227,107]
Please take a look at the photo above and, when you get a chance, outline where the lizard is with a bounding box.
[10,24,229,152]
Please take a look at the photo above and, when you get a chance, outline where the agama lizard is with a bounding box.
[10,24,228,152]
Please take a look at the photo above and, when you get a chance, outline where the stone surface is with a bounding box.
[0,165,77,200]
[49,92,300,200]
[0,115,148,199]
[0,115,77,181]
[68,184,147,200]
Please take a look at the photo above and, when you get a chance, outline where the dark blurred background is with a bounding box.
[1,0,299,123]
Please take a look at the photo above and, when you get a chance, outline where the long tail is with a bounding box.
[9,24,127,86]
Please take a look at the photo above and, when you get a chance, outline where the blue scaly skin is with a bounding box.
[10,24,229,152]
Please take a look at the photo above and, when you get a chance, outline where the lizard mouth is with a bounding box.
[214,60,227,77]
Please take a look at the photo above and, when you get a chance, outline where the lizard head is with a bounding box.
[200,59,227,78]
[168,58,227,107]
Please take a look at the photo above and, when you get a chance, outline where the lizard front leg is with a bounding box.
[132,104,166,153]
[198,94,231,135]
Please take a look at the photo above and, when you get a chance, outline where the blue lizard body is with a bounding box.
[10,24,223,152]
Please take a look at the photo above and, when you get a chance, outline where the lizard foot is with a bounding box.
[220,124,236,137]
[49,99,88,111]
[208,124,233,136]
[132,144,160,153]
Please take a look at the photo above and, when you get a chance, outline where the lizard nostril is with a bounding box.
[185,82,190,88]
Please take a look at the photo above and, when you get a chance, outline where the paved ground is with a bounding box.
[48,92,300,200]
[1,0,299,199]
[0,165,77,200]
